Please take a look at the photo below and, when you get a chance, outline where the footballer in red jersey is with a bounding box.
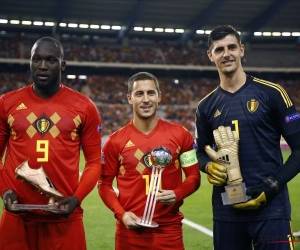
[98,72,200,250]
[0,37,102,250]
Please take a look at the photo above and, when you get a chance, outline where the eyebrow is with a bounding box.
[214,43,238,50]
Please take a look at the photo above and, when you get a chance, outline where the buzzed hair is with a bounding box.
[208,25,241,50]
[127,72,161,94]
[32,37,64,59]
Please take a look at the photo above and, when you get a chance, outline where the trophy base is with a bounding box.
[11,204,67,211]
[135,218,159,228]
[221,182,251,205]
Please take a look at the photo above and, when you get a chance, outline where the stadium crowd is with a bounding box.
[1,36,300,68]
[0,36,211,66]
[0,36,299,136]
[0,71,299,136]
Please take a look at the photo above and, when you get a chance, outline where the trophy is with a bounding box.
[205,126,251,205]
[12,159,66,211]
[135,146,172,228]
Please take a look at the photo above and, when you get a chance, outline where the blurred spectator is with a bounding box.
[0,36,299,136]
[0,72,299,136]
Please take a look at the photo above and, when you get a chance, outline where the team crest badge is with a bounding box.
[247,99,259,113]
[143,152,154,169]
[36,117,51,134]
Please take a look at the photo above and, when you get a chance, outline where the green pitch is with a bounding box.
[1,150,299,249]
[83,150,300,249]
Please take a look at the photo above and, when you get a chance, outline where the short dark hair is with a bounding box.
[208,25,241,50]
[32,37,64,59]
[127,72,161,94]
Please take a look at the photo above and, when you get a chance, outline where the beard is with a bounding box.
[31,72,59,90]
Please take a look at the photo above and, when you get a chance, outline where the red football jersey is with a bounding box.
[0,84,102,220]
[100,119,200,236]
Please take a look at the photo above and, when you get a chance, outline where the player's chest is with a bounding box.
[207,94,270,130]
[8,104,82,139]
[118,139,181,175]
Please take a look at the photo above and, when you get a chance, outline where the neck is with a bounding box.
[219,70,246,93]
[33,84,61,98]
[133,116,158,134]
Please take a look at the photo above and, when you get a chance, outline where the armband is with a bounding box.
[179,149,198,168]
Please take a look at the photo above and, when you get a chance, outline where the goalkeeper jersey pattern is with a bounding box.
[196,75,300,222]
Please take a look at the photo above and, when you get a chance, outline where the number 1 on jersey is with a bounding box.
[232,120,240,139]
[143,174,162,195]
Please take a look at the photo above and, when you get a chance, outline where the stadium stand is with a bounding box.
[0,69,299,136]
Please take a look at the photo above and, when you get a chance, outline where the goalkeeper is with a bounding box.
[195,24,300,250]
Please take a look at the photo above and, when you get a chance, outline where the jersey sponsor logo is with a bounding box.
[97,124,102,132]
[214,109,221,118]
[125,140,135,148]
[16,103,27,110]
[285,112,300,123]
[216,154,231,165]
[247,98,259,113]
[36,117,51,134]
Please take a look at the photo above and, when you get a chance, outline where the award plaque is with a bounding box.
[220,163,251,205]
[11,197,66,211]
[135,146,172,228]
[13,159,66,211]
[221,182,251,205]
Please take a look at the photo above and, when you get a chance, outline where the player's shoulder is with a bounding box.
[0,85,32,109]
[104,122,133,151]
[249,75,293,107]
[196,86,219,109]
[108,122,132,140]
[250,76,287,95]
[159,119,190,134]
[62,84,92,101]
[1,84,31,100]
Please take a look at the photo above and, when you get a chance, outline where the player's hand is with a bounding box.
[205,162,227,186]
[156,189,177,205]
[46,196,79,217]
[122,211,141,229]
[57,196,79,217]
[2,189,28,213]
[205,126,242,185]
[232,177,280,210]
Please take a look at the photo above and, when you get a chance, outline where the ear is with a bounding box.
[61,60,66,71]
[127,94,132,104]
[240,44,245,57]
[158,93,161,103]
[207,50,214,62]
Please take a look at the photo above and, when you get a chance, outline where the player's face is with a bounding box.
[207,35,244,76]
[127,79,161,120]
[30,41,66,92]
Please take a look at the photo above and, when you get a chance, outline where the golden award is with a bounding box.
[205,126,250,205]
[12,159,66,211]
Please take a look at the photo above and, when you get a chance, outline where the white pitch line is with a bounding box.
[182,218,213,237]
[112,186,213,237]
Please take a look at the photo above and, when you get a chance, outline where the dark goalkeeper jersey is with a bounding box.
[196,75,300,222]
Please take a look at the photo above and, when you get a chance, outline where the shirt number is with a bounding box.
[142,174,162,195]
[36,140,49,162]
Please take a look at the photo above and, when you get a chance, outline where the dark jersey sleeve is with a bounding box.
[195,105,214,173]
